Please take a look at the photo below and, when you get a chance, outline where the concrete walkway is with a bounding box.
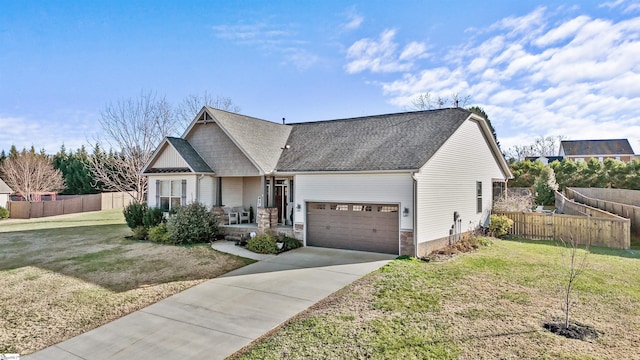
[25,244,395,360]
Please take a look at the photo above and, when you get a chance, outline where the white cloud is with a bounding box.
[489,6,547,41]
[212,21,322,71]
[283,48,320,71]
[345,29,427,73]
[599,0,625,9]
[534,15,591,47]
[212,23,293,42]
[357,6,640,155]
[0,112,99,153]
[343,10,364,30]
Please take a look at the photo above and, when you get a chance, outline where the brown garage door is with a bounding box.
[306,202,399,254]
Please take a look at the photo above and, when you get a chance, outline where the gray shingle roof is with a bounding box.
[0,177,12,193]
[166,137,214,173]
[207,107,292,173]
[276,108,471,172]
[561,139,635,156]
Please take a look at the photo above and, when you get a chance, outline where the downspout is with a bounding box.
[411,171,418,258]
[197,174,205,205]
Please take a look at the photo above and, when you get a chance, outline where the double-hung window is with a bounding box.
[157,179,186,211]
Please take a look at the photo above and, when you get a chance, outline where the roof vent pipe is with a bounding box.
[282,117,286,124]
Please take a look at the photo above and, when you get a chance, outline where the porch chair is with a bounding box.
[233,207,250,224]
[224,206,239,225]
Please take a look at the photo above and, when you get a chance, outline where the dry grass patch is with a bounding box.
[0,209,254,354]
[234,239,640,360]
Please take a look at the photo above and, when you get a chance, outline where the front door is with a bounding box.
[275,185,287,224]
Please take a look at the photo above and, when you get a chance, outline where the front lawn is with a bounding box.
[234,239,640,359]
[0,209,254,355]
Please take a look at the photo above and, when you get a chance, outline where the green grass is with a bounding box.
[0,209,254,354]
[235,238,640,359]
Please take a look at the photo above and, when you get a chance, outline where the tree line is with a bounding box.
[0,91,240,203]
[0,144,133,199]
[509,158,640,190]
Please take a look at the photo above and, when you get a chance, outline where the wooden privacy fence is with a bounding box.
[566,187,640,236]
[494,211,629,249]
[7,192,135,219]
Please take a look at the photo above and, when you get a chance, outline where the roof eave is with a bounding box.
[273,169,418,176]
[468,113,513,179]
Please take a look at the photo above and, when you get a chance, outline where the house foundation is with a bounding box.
[399,230,415,256]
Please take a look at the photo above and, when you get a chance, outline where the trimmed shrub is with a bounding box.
[143,207,165,229]
[132,225,148,240]
[123,202,147,230]
[0,206,8,219]
[166,202,220,245]
[468,235,494,248]
[246,233,278,254]
[148,223,170,243]
[488,214,514,238]
[281,235,302,251]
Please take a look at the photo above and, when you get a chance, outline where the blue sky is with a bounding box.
[1,0,640,155]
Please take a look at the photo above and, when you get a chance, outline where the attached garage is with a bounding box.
[306,202,399,254]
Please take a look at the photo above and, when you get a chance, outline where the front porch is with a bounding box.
[220,223,294,238]
[214,206,295,239]
[214,176,294,226]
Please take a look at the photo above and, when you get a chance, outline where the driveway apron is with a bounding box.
[25,246,394,360]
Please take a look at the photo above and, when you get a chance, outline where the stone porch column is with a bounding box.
[257,207,278,234]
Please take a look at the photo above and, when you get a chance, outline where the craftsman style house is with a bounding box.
[142,107,511,256]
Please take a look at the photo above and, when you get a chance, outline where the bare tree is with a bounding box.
[450,92,471,108]
[559,234,590,329]
[533,135,566,157]
[411,92,434,110]
[505,144,536,162]
[175,92,242,133]
[410,92,470,111]
[88,91,174,203]
[507,135,566,161]
[492,192,533,212]
[0,149,65,201]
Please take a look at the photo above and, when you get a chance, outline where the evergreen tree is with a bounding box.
[53,145,102,194]
[468,106,500,151]
[534,166,558,206]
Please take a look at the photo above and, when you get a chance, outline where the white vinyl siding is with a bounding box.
[242,177,262,211]
[0,194,8,208]
[151,145,189,168]
[294,172,413,236]
[415,119,504,244]
[147,175,197,208]
[198,175,216,208]
[221,177,243,207]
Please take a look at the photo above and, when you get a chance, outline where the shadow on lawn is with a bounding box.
[504,237,640,259]
[0,223,250,292]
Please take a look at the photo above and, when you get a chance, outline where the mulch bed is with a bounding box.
[543,321,600,341]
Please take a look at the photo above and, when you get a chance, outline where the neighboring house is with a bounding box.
[0,177,12,208]
[142,107,512,256]
[559,139,635,162]
[524,155,563,165]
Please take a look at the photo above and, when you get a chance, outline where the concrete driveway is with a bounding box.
[25,245,394,360]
